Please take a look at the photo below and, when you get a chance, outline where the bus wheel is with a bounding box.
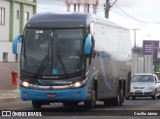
[84,87,96,109]
[113,86,123,106]
[63,102,78,107]
[104,99,113,106]
[32,101,42,109]
[132,96,136,100]
[125,96,130,100]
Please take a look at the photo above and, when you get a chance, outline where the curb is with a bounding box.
[0,90,20,93]
[0,97,20,103]
[0,90,20,103]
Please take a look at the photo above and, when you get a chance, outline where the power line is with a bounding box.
[37,0,160,25]
[113,4,149,24]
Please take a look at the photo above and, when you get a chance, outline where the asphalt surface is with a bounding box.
[0,91,160,118]
[0,90,20,103]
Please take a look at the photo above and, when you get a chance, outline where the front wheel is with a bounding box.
[132,96,136,100]
[84,87,96,109]
[32,101,42,109]
[125,96,130,100]
[152,91,157,100]
[63,102,78,107]
[104,99,113,106]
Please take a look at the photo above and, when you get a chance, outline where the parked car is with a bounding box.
[129,73,160,100]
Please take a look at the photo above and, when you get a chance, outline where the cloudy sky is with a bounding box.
[37,0,160,47]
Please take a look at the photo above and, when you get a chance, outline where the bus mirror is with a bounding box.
[85,34,92,55]
[12,34,22,54]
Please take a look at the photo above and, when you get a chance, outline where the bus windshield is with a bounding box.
[21,29,84,76]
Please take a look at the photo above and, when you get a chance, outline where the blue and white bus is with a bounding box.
[13,13,132,109]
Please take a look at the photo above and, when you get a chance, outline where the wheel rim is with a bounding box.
[91,90,96,107]
[92,90,96,101]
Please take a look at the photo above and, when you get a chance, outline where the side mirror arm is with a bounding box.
[12,34,22,54]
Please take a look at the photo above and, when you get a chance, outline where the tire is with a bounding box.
[113,85,123,106]
[132,96,136,100]
[84,86,96,109]
[125,96,130,100]
[104,99,113,107]
[63,102,78,107]
[152,91,157,100]
[157,95,160,99]
[32,101,42,109]
[122,89,125,102]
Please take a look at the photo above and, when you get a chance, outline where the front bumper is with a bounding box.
[129,89,155,97]
[20,86,87,102]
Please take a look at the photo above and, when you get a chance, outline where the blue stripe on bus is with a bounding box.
[86,70,99,87]
[99,51,113,90]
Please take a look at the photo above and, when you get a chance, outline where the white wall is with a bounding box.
[0,1,34,62]
[0,42,16,62]
[0,0,10,42]
[13,2,20,39]
[24,5,33,27]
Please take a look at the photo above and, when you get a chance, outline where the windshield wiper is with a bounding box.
[57,53,69,79]
[34,55,48,78]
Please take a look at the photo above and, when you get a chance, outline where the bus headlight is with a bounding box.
[22,81,29,87]
[74,82,81,87]
[72,78,88,88]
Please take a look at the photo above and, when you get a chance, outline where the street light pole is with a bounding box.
[131,29,141,48]
[137,34,150,47]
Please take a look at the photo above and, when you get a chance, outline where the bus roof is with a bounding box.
[25,13,92,29]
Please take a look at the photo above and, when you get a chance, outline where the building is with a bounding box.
[65,0,99,14]
[132,46,153,76]
[0,0,37,62]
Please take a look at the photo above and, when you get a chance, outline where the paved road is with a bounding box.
[0,97,160,117]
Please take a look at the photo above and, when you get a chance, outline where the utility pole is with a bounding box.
[131,29,141,48]
[105,0,117,18]
[105,0,110,18]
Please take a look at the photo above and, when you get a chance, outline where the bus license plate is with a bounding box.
[46,93,57,98]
